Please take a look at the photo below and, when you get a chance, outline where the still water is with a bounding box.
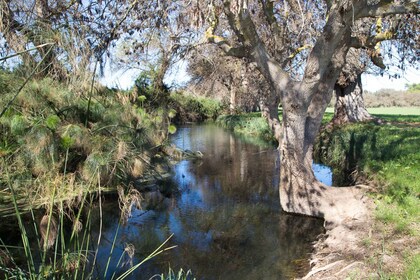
[92,125,326,279]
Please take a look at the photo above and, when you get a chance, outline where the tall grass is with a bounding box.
[0,157,177,279]
[0,70,175,215]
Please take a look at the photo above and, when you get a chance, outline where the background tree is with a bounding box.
[188,45,267,113]
[332,13,420,125]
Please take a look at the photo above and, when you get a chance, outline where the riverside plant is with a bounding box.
[0,70,174,214]
[0,158,177,280]
[0,69,186,279]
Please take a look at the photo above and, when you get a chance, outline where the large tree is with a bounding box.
[331,14,419,125]
[331,48,375,125]
[187,0,419,224]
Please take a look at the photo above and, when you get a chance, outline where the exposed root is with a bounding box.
[302,260,343,279]
[334,261,363,276]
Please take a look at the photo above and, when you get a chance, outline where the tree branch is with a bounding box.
[204,1,248,58]
[205,31,248,58]
[350,17,400,49]
[358,0,419,18]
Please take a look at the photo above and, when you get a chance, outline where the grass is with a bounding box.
[0,174,178,279]
[0,70,177,215]
[325,107,420,122]
[314,118,419,278]
[216,113,277,144]
[0,70,206,279]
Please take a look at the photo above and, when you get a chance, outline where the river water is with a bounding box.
[91,125,327,279]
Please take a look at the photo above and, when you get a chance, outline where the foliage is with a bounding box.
[134,71,170,107]
[405,83,420,93]
[216,113,276,144]
[169,92,223,123]
[0,70,171,213]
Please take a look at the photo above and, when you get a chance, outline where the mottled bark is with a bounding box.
[332,73,374,125]
[260,96,282,143]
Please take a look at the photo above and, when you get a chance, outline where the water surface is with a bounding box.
[93,125,325,279]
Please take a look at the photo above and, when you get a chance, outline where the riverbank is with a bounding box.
[216,110,420,278]
[0,71,222,217]
[0,71,223,278]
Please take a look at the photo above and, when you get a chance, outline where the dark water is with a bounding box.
[91,125,326,279]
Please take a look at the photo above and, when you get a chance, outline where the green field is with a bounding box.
[325,106,420,115]
[325,107,420,122]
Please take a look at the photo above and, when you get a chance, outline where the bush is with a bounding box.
[169,92,224,123]
[0,70,171,209]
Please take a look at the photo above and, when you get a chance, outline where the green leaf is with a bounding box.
[45,115,60,130]
[168,124,177,134]
[168,109,177,119]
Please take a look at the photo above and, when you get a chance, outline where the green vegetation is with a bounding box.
[0,69,205,279]
[216,113,277,143]
[169,92,223,123]
[314,118,419,278]
[406,83,420,93]
[0,70,176,215]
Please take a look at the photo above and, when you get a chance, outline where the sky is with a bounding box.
[362,66,420,92]
[102,61,419,93]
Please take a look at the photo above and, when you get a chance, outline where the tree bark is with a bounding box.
[332,73,374,125]
[331,48,375,125]
[259,94,282,143]
[279,91,368,226]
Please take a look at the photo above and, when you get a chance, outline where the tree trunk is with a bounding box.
[260,95,282,143]
[279,100,368,226]
[332,72,374,125]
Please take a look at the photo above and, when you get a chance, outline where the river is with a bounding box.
[90,124,327,279]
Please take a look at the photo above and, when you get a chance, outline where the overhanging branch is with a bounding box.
[205,31,248,57]
[358,0,419,18]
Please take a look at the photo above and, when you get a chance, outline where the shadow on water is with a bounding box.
[90,125,325,279]
[1,124,328,279]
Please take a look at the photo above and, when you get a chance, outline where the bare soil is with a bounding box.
[299,186,418,279]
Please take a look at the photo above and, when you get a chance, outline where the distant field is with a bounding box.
[325,107,420,115]
[367,107,420,115]
[324,107,420,122]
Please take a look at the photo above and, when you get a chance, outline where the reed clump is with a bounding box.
[0,70,175,215]
[0,69,185,279]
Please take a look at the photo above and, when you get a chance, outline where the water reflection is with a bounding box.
[93,125,325,279]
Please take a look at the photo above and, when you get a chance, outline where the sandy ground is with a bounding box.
[298,187,418,279]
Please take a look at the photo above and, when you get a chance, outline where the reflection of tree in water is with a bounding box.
[187,129,280,203]
[84,126,323,279]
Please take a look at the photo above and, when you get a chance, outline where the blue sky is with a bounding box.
[102,61,419,93]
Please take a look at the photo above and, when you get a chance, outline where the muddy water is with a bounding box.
[91,125,326,279]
